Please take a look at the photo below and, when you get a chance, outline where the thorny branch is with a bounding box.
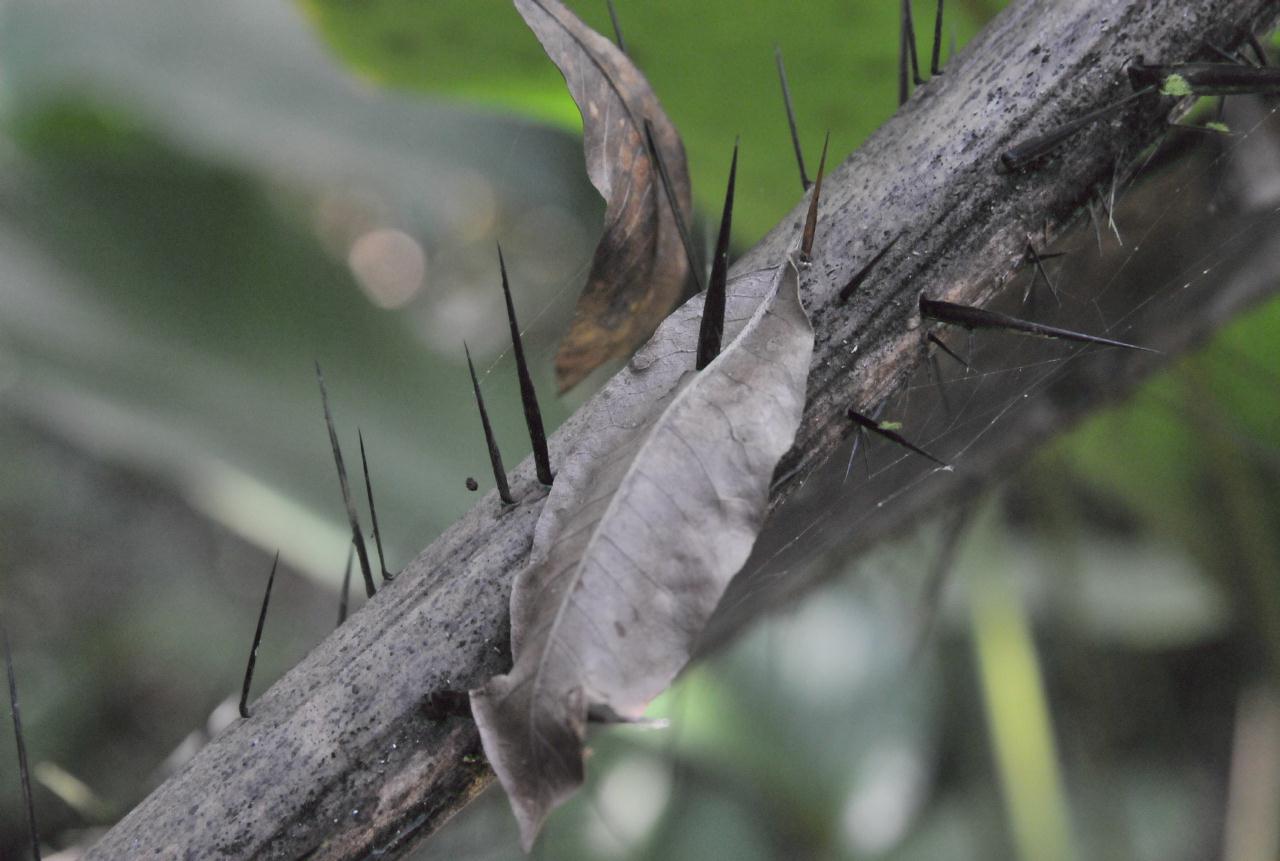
[87,0,1280,857]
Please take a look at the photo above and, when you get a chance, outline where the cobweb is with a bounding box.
[707,93,1280,645]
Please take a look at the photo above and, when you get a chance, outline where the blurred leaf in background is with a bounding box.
[298,0,996,241]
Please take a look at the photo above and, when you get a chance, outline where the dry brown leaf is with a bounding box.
[470,258,814,849]
[513,0,693,393]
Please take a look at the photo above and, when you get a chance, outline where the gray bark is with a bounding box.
[87,0,1280,857]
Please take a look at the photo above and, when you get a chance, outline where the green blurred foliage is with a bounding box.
[299,0,994,242]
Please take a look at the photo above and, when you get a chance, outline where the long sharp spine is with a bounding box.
[239,552,279,719]
[902,0,923,85]
[927,331,973,371]
[337,543,355,628]
[898,9,910,105]
[848,407,949,467]
[800,132,830,261]
[775,45,811,191]
[919,297,1158,353]
[930,0,945,76]
[316,364,377,598]
[465,343,516,505]
[697,140,738,371]
[497,246,555,486]
[642,120,703,293]
[999,87,1154,172]
[606,0,626,53]
[839,233,902,303]
[1023,241,1060,304]
[358,429,394,582]
[4,622,41,861]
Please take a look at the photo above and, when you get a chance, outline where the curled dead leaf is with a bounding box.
[512,0,694,393]
[471,258,814,848]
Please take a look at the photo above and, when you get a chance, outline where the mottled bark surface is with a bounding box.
[87,0,1280,857]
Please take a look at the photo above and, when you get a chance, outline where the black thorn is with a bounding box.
[1128,60,1280,96]
[930,0,945,76]
[239,552,279,720]
[902,0,924,85]
[848,407,949,467]
[999,87,1155,172]
[697,139,738,371]
[464,343,516,505]
[4,622,41,861]
[846,400,885,480]
[919,297,1158,353]
[774,45,810,191]
[898,7,910,106]
[496,246,555,486]
[642,120,703,294]
[1243,30,1269,67]
[1206,42,1248,66]
[800,131,830,261]
[1023,241,1060,304]
[838,232,902,303]
[358,429,394,583]
[337,543,354,628]
[316,363,377,599]
[927,332,973,371]
[606,0,626,54]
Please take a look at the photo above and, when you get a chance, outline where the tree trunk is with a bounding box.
[86,0,1280,857]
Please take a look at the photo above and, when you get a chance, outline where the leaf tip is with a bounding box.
[470,677,587,853]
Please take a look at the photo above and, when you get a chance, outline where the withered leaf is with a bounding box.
[513,0,693,393]
[471,259,814,849]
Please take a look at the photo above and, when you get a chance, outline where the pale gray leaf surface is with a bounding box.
[470,259,814,849]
